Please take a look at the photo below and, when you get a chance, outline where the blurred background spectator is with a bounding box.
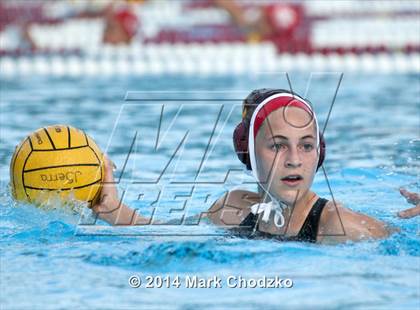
[0,0,418,74]
[102,3,139,45]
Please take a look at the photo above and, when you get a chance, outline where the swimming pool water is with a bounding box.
[0,73,419,309]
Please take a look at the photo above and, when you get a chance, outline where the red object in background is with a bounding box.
[114,8,139,38]
[0,2,45,31]
[265,3,301,35]
[265,3,311,53]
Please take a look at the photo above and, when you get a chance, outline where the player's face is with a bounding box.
[254,107,318,206]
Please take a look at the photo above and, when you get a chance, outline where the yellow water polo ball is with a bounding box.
[10,125,105,208]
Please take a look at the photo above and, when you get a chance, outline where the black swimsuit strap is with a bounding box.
[239,211,259,229]
[295,198,329,243]
[236,198,329,243]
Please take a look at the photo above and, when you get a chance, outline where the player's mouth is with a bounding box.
[281,174,303,187]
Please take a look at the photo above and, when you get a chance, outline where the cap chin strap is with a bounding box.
[250,198,286,229]
[247,93,319,229]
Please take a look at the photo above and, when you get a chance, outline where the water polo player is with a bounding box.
[92,89,416,243]
[207,89,393,243]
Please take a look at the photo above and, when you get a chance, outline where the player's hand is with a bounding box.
[91,155,123,223]
[92,155,149,225]
[397,188,420,219]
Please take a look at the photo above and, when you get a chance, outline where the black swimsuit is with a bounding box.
[232,198,329,243]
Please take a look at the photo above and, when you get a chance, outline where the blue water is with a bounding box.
[0,73,419,309]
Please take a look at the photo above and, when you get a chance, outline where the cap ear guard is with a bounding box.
[233,121,252,170]
[317,133,326,171]
[234,123,326,171]
[233,88,285,171]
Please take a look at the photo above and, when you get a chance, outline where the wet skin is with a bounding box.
[92,106,416,243]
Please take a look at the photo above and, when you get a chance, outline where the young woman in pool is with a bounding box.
[92,88,416,243]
